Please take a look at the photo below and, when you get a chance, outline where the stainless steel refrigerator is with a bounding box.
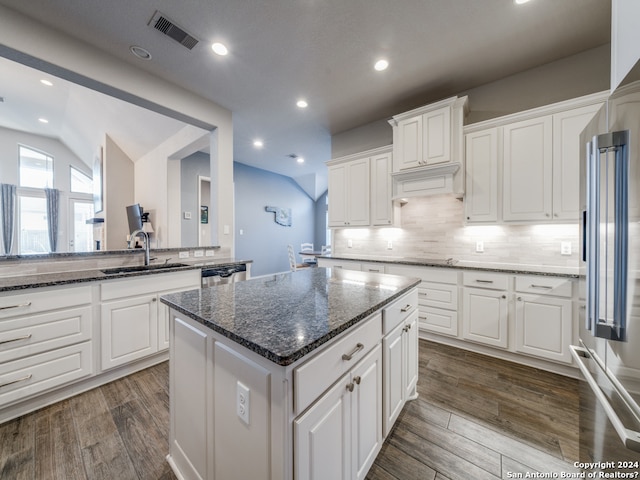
[573,59,640,470]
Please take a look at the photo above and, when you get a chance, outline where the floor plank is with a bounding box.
[1,339,580,480]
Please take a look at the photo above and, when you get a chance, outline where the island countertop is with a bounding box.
[160,267,421,366]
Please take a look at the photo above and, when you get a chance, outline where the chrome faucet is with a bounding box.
[129,229,150,266]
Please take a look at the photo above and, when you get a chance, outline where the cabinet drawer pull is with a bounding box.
[400,304,414,313]
[403,324,412,332]
[475,279,493,284]
[353,376,361,385]
[0,302,32,311]
[530,284,553,289]
[346,382,354,392]
[0,374,32,389]
[342,343,364,361]
[0,334,32,345]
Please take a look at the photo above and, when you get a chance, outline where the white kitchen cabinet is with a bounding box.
[370,150,397,226]
[514,275,574,364]
[361,262,386,274]
[552,103,603,220]
[328,157,370,227]
[503,115,553,222]
[317,258,362,271]
[295,344,382,480]
[464,127,499,223]
[327,146,396,228]
[462,272,509,349]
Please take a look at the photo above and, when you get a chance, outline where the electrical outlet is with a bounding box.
[476,241,484,253]
[348,239,353,248]
[237,381,250,425]
[223,225,230,235]
[178,251,189,259]
[194,250,204,257]
[387,240,393,250]
[205,250,215,257]
[561,242,572,255]
[183,211,192,220]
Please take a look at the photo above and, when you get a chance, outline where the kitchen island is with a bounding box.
[160,267,420,480]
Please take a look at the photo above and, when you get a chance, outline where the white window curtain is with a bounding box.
[44,187,59,253]
[0,184,16,255]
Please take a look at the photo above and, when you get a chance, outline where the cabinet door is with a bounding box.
[503,115,553,221]
[100,295,159,370]
[382,322,404,437]
[462,288,508,348]
[465,128,499,223]
[347,158,371,226]
[371,152,394,226]
[404,311,419,401]
[423,106,451,165]
[514,293,572,363]
[552,104,602,220]
[295,372,351,480]
[351,344,382,480]
[328,163,348,227]
[394,115,422,171]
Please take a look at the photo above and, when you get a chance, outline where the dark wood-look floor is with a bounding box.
[1,340,580,479]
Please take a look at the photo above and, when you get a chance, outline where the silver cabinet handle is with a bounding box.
[0,334,32,345]
[342,343,364,361]
[0,374,32,389]
[400,304,414,313]
[353,376,361,385]
[517,296,522,301]
[570,346,640,452]
[530,284,553,289]
[475,279,493,284]
[346,382,354,392]
[0,302,32,311]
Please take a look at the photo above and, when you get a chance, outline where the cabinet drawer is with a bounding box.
[383,290,419,334]
[361,262,386,274]
[386,265,457,284]
[294,313,381,415]
[462,271,508,290]
[418,282,458,310]
[101,270,200,301]
[515,275,573,298]
[419,307,458,337]
[0,341,92,407]
[0,306,92,363]
[0,285,92,320]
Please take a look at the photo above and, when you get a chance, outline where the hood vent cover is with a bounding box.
[149,11,199,50]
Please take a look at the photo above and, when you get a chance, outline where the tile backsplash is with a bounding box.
[332,194,580,267]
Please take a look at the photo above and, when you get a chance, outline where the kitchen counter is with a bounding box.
[0,258,252,292]
[322,254,580,278]
[161,267,420,365]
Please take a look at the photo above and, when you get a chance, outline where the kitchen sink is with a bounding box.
[101,263,189,275]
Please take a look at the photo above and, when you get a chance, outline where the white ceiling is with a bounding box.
[0,0,611,200]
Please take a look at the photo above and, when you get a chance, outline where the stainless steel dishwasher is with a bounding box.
[201,263,247,287]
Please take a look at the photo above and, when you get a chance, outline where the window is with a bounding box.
[19,195,49,254]
[70,166,93,194]
[19,145,54,188]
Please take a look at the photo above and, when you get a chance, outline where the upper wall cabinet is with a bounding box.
[327,146,397,228]
[464,92,607,224]
[389,96,468,198]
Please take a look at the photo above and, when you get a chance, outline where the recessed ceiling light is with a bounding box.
[374,59,389,71]
[130,45,152,60]
[297,157,305,164]
[253,139,263,148]
[296,99,308,108]
[211,42,228,56]
[40,79,53,86]
[38,118,49,124]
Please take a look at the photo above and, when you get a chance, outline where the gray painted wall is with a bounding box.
[332,45,611,158]
[180,151,210,248]
[234,162,317,277]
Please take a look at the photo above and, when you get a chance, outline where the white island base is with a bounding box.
[165,288,418,480]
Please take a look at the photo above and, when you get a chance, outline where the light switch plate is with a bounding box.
[194,250,204,257]
[205,250,215,257]
[475,241,484,253]
[178,251,189,259]
[561,242,572,255]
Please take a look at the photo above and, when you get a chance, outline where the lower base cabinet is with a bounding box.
[295,344,382,480]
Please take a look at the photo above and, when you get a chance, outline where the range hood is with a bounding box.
[391,162,463,199]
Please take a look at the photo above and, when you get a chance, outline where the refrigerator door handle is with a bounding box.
[571,345,640,452]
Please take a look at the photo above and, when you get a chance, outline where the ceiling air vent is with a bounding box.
[149,11,199,50]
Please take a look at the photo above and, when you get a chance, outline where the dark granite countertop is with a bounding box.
[322,255,580,278]
[160,267,421,366]
[0,258,252,292]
